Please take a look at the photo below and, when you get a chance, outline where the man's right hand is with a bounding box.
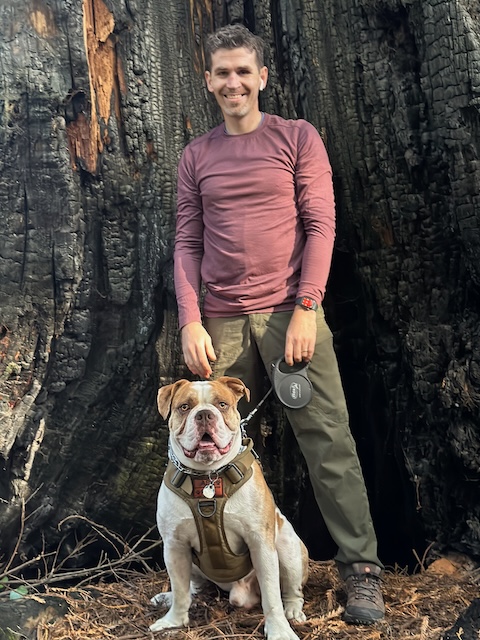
[181,322,217,378]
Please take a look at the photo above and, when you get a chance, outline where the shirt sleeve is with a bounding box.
[174,145,204,329]
[294,122,336,303]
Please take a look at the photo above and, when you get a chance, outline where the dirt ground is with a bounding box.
[35,555,480,640]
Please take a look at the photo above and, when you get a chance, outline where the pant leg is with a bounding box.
[204,316,268,446]
[249,308,382,567]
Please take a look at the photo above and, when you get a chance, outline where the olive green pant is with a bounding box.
[205,308,381,567]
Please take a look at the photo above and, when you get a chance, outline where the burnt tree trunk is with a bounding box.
[0,0,479,571]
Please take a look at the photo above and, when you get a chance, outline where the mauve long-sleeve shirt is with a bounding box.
[174,113,336,329]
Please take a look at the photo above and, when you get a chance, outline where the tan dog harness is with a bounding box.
[164,438,258,583]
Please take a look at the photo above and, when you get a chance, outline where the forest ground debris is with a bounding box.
[0,514,161,599]
[1,517,479,639]
[32,556,480,640]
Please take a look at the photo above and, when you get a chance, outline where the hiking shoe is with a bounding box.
[343,562,385,624]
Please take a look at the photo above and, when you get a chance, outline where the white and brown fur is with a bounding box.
[150,377,308,640]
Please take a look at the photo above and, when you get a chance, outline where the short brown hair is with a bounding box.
[205,24,265,71]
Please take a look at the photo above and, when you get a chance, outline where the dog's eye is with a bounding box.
[218,401,229,410]
[178,403,190,413]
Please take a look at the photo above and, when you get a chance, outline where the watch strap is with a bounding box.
[295,296,318,311]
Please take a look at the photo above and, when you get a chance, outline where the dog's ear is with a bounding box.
[217,376,251,402]
[157,380,190,419]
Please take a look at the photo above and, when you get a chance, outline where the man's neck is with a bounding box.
[223,111,264,136]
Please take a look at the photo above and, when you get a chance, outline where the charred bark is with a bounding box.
[0,0,479,573]
[0,0,196,562]
[442,598,480,640]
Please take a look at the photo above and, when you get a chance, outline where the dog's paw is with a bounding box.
[264,617,300,640]
[284,601,306,623]
[149,612,189,631]
[285,607,306,623]
[150,592,172,607]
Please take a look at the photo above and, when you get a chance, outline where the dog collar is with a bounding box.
[167,438,250,477]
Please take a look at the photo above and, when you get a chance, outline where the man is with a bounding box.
[173,23,385,624]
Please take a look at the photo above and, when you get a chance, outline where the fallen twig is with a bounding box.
[0,515,162,598]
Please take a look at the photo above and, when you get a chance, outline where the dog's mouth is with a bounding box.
[183,433,233,459]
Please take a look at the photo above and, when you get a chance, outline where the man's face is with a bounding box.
[205,47,268,121]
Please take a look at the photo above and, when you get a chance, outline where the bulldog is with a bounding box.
[150,377,308,640]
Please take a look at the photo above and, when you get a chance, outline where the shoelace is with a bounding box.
[350,574,381,603]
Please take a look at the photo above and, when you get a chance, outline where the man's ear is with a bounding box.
[205,70,213,93]
[259,66,268,91]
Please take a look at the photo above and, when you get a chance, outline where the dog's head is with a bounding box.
[157,377,250,469]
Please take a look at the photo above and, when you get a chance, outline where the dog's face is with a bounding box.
[157,377,250,468]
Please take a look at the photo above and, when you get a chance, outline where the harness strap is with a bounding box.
[164,438,258,582]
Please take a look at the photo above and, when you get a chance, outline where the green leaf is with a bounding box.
[9,585,29,599]
[0,576,8,590]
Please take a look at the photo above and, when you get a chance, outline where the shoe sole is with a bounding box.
[343,613,384,625]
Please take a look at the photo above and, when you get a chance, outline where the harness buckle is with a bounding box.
[171,469,188,488]
[224,463,244,484]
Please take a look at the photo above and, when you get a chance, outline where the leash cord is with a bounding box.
[240,386,273,437]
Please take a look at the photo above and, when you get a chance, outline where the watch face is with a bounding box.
[296,296,317,310]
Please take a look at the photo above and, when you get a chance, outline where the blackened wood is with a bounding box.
[0,0,479,571]
[442,598,480,640]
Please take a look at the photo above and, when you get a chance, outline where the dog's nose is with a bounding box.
[194,409,214,425]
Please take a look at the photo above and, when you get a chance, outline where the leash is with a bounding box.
[240,387,273,437]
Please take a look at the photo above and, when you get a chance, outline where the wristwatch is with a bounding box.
[295,296,318,311]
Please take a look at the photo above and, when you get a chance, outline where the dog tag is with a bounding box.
[202,483,215,499]
[193,477,223,498]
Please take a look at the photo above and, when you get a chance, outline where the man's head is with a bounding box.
[204,25,268,133]
[205,24,265,71]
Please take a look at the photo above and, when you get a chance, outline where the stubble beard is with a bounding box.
[222,102,250,119]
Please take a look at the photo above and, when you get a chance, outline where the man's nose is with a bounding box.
[226,73,240,87]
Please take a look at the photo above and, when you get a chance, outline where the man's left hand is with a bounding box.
[284,306,317,365]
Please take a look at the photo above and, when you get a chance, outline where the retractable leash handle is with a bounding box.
[271,357,312,409]
[239,357,313,435]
